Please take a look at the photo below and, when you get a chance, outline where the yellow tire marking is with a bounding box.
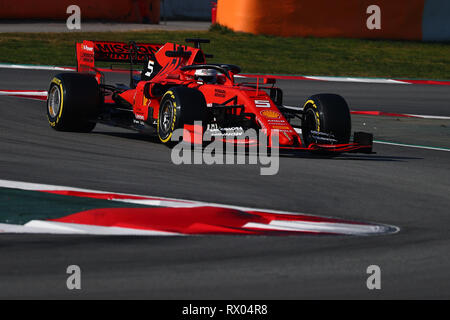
[56,82,64,122]
[48,78,64,126]
[304,99,320,132]
[158,91,177,143]
[303,99,317,109]
[159,132,173,143]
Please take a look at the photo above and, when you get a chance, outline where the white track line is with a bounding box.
[0,221,181,236]
[0,63,74,71]
[0,179,197,208]
[244,220,389,236]
[0,90,47,96]
[305,76,408,85]
[374,140,450,152]
[405,114,450,120]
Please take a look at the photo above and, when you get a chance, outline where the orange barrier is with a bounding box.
[217,0,424,40]
[0,0,160,23]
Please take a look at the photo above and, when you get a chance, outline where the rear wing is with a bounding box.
[76,40,163,73]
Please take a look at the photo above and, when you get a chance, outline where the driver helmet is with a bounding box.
[194,68,218,84]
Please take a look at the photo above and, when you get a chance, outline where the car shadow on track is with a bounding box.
[279,151,422,162]
[92,131,422,162]
[92,131,161,144]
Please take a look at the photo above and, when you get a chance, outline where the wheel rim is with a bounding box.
[48,85,61,118]
[160,100,174,135]
[303,108,317,144]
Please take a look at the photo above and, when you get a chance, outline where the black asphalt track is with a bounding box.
[0,68,449,299]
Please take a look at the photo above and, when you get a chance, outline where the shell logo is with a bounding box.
[260,110,281,119]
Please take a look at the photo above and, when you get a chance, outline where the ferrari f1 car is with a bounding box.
[46,38,373,153]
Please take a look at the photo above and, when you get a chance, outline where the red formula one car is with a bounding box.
[46,38,373,153]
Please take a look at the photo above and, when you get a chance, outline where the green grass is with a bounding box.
[1,26,449,79]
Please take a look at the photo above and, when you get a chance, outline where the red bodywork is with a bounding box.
[76,40,372,153]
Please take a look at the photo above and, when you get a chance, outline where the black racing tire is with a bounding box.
[47,73,100,132]
[157,86,208,144]
[301,94,351,146]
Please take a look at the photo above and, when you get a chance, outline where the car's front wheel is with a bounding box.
[301,93,351,146]
[157,86,208,144]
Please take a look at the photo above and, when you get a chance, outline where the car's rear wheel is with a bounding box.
[301,94,351,146]
[157,86,208,144]
[47,73,100,132]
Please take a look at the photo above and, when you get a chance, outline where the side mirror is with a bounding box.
[263,77,276,84]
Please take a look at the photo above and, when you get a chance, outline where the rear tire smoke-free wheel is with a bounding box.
[301,94,351,146]
[47,73,100,132]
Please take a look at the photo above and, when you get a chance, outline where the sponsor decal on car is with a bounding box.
[214,89,226,98]
[271,125,291,130]
[93,42,161,62]
[206,126,244,137]
[82,44,94,52]
[260,110,281,119]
